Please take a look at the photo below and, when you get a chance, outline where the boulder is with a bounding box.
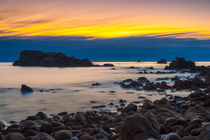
[13,50,94,67]
[122,103,137,113]
[5,132,25,140]
[162,133,181,140]
[54,130,72,140]
[32,132,55,140]
[120,114,159,140]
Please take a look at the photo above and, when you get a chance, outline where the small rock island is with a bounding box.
[13,50,94,67]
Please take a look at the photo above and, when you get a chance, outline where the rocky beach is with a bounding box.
[0,56,210,140]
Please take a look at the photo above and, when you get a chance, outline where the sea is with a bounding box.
[0,62,209,122]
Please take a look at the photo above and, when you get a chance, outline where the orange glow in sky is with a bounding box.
[0,0,210,39]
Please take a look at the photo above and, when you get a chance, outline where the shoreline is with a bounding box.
[0,90,209,140]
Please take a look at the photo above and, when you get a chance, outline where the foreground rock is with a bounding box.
[1,90,209,140]
[13,50,94,67]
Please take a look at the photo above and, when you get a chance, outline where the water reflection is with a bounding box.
[0,62,209,121]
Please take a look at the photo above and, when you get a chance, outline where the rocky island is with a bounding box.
[13,50,94,67]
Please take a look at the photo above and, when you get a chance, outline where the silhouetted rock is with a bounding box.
[165,57,195,70]
[13,50,94,67]
[157,59,167,64]
[21,84,33,93]
[103,63,114,67]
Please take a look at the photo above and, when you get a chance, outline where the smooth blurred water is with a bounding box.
[0,62,209,121]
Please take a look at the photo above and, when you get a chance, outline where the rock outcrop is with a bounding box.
[165,57,195,70]
[13,50,94,67]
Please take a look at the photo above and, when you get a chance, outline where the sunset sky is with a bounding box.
[1,0,210,61]
[1,0,210,39]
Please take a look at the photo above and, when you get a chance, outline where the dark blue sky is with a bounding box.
[1,36,210,62]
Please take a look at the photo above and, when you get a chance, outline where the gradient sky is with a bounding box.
[1,0,210,39]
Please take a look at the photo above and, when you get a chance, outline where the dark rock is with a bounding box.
[165,57,195,70]
[74,112,87,125]
[32,132,55,140]
[197,129,210,140]
[13,50,94,67]
[181,136,195,140]
[21,84,33,93]
[162,133,181,140]
[157,59,167,64]
[137,77,150,83]
[5,132,25,140]
[103,63,114,67]
[120,114,159,140]
[80,134,96,140]
[142,100,154,109]
[54,130,72,140]
[91,105,106,109]
[91,83,101,86]
[122,103,137,113]
[173,77,207,90]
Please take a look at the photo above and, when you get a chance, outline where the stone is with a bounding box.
[5,132,25,140]
[54,130,72,140]
[32,132,55,140]
[75,112,87,125]
[103,63,114,67]
[162,133,181,140]
[121,103,137,113]
[21,84,33,93]
[120,114,159,140]
[198,130,210,140]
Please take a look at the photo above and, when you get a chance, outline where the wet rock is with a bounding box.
[32,132,55,140]
[5,132,25,140]
[122,103,137,113]
[157,59,167,64]
[137,77,150,83]
[197,129,210,140]
[0,120,8,131]
[173,77,207,90]
[142,100,154,109]
[120,114,159,140]
[165,57,195,70]
[162,133,181,140]
[92,105,106,109]
[13,50,94,67]
[103,63,114,67]
[36,112,48,119]
[54,130,72,140]
[20,120,39,131]
[21,84,33,93]
[91,83,101,86]
[181,136,195,140]
[75,112,87,125]
[40,123,53,134]
[80,134,96,140]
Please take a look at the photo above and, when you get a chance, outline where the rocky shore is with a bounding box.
[0,90,209,140]
[1,57,209,140]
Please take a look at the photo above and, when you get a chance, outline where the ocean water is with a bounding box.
[0,62,209,121]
